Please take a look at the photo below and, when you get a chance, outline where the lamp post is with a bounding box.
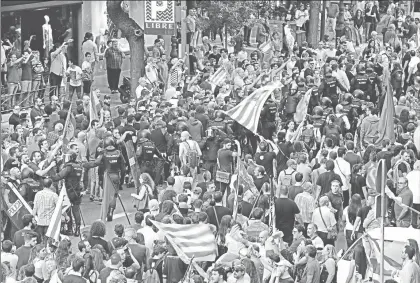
[335,0,345,46]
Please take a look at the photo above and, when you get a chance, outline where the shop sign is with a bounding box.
[144,0,176,35]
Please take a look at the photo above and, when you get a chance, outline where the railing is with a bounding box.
[1,86,57,113]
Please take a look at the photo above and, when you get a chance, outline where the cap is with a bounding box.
[181,131,191,139]
[148,199,159,211]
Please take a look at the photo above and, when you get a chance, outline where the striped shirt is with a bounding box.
[33,188,59,226]
[294,191,316,224]
[104,47,123,69]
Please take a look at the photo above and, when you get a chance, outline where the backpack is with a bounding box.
[280,170,295,187]
[301,127,315,148]
[184,141,199,168]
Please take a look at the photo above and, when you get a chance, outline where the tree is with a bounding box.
[308,2,321,47]
[107,0,145,96]
[197,0,259,45]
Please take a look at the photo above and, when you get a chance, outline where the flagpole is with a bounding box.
[380,160,386,283]
[233,140,241,221]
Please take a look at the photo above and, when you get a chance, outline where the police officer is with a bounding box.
[319,67,346,109]
[136,130,163,179]
[20,167,42,206]
[366,62,382,104]
[86,137,126,222]
[209,111,228,135]
[52,152,84,236]
[350,65,370,99]
[260,98,278,140]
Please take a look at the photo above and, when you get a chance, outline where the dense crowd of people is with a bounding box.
[2,1,420,283]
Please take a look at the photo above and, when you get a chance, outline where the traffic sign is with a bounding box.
[144,0,176,35]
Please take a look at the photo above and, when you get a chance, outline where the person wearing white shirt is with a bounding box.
[66,59,83,100]
[332,148,351,206]
[1,240,18,275]
[406,160,420,228]
[137,215,159,255]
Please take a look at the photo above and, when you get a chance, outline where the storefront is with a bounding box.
[1,0,108,64]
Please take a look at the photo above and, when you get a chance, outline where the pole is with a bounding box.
[380,161,386,283]
[180,0,190,75]
[106,172,131,225]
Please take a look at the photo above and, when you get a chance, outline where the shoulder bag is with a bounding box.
[319,208,338,240]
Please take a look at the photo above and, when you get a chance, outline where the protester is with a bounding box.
[2,3,420,283]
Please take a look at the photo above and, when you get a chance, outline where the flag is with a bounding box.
[46,184,71,242]
[101,172,117,222]
[124,141,141,189]
[151,220,213,279]
[230,158,259,197]
[290,118,305,143]
[268,178,276,235]
[259,40,272,54]
[151,220,217,261]
[224,82,282,133]
[89,89,101,124]
[375,69,395,145]
[294,88,313,124]
[63,104,76,146]
[208,67,228,86]
[2,181,33,230]
[366,234,402,279]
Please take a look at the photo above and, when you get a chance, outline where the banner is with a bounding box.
[2,181,33,230]
[124,140,141,189]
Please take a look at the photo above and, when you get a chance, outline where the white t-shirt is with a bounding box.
[312,206,337,233]
[66,66,82,86]
[406,170,420,204]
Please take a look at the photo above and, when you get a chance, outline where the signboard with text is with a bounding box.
[144,0,176,35]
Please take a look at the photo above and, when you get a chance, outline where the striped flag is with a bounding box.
[230,158,259,197]
[208,67,228,86]
[46,184,71,242]
[151,220,213,280]
[89,89,101,124]
[63,104,76,146]
[224,82,282,133]
[259,40,272,54]
[151,220,217,261]
[294,88,313,124]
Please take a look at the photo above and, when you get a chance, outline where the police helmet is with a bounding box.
[365,62,374,72]
[21,168,34,179]
[312,106,324,117]
[321,97,332,108]
[139,130,151,140]
[103,137,116,148]
[356,65,366,74]
[353,89,364,99]
[341,93,353,105]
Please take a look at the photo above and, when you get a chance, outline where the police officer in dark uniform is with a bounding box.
[319,67,346,109]
[209,111,228,135]
[136,130,163,179]
[366,62,382,104]
[260,98,278,140]
[350,65,370,99]
[85,137,126,222]
[20,167,42,206]
[52,152,85,236]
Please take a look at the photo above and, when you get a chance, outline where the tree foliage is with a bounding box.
[197,0,260,36]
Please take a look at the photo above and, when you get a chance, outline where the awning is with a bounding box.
[1,0,83,12]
